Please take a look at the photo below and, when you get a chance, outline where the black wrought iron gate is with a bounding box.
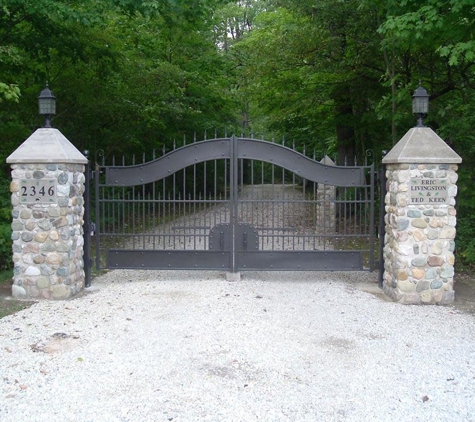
[93,136,376,273]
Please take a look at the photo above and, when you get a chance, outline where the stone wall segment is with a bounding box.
[9,163,86,299]
[381,126,462,304]
[7,128,88,300]
[383,162,459,304]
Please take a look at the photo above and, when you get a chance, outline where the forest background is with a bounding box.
[1,0,475,272]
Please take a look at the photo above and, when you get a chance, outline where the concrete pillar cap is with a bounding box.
[382,127,462,164]
[7,128,87,164]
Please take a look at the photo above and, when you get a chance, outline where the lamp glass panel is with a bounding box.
[39,98,56,115]
[412,96,429,114]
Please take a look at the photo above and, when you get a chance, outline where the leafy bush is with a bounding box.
[456,213,475,266]
[0,178,11,271]
[453,162,475,267]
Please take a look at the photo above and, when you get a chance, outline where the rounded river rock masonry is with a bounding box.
[7,128,88,299]
[382,127,462,304]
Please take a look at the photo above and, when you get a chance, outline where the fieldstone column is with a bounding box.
[317,156,336,236]
[7,128,87,300]
[382,127,462,304]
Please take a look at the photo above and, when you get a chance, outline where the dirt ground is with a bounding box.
[0,282,35,318]
[452,270,475,314]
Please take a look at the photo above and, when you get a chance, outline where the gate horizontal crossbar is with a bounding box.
[108,250,230,270]
[168,226,296,232]
[107,250,364,271]
[105,138,367,187]
[171,226,211,230]
[98,198,372,205]
[239,251,363,270]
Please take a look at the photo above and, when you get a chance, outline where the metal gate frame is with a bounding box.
[91,136,376,274]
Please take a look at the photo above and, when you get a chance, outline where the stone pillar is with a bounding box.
[382,127,462,304]
[317,156,336,236]
[6,128,88,300]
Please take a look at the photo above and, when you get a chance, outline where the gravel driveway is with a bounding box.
[1,270,474,422]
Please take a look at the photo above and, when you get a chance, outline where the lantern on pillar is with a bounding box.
[412,84,429,127]
[38,83,56,128]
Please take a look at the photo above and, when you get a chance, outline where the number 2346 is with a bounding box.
[21,185,55,197]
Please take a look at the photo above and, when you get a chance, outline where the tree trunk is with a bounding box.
[333,86,356,165]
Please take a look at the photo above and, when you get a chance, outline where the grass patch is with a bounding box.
[0,269,13,285]
[0,270,35,319]
[0,299,35,319]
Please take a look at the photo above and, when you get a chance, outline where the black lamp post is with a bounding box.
[38,83,56,128]
[412,84,429,127]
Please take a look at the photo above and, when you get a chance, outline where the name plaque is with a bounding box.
[20,179,57,204]
[410,178,447,204]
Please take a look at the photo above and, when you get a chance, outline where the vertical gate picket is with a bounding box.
[83,150,92,287]
[94,152,101,270]
[370,163,376,272]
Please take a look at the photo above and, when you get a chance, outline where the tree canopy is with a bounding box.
[1,0,475,266]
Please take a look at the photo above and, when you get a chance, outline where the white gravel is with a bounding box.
[1,270,475,422]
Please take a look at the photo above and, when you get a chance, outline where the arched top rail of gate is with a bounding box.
[104,137,367,187]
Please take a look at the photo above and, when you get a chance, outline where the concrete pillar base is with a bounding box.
[226,272,241,282]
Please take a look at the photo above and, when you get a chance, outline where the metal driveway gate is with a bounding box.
[93,136,376,273]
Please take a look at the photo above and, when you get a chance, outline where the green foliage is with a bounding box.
[380,0,475,66]
[1,0,475,266]
[0,0,241,270]
[436,94,475,264]
[230,1,391,161]
[0,83,20,102]
[456,215,475,265]
[0,178,11,271]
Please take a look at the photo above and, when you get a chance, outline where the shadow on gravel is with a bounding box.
[453,271,475,315]
[354,272,475,316]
